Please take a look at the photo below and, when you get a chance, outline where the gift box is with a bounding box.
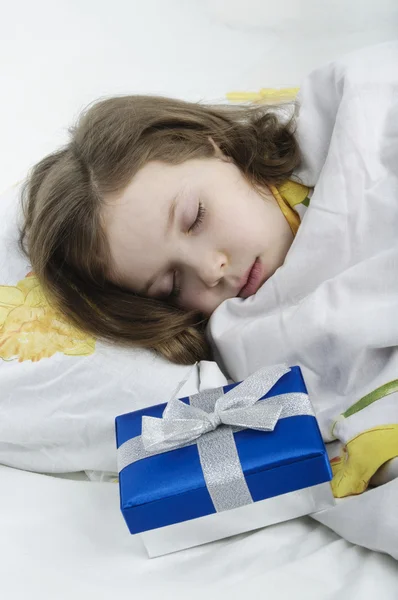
[115,364,334,557]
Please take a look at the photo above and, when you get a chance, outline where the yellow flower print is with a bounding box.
[226,87,299,105]
[330,425,398,498]
[330,380,398,498]
[0,273,96,362]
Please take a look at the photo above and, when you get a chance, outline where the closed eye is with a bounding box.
[168,271,181,300]
[167,203,206,300]
[188,202,205,233]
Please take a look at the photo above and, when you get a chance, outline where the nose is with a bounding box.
[187,250,227,289]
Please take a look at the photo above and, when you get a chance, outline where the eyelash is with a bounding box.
[168,202,206,299]
[169,274,181,300]
[188,202,206,234]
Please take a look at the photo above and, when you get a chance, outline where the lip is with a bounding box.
[238,258,264,298]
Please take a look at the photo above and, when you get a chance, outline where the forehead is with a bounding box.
[102,163,170,282]
[118,160,179,200]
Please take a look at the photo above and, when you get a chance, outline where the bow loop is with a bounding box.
[219,402,283,431]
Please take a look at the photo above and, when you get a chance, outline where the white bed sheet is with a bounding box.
[1,465,397,600]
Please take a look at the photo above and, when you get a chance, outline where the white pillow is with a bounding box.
[0,182,198,476]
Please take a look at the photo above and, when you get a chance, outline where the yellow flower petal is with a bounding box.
[0,306,11,328]
[64,339,96,356]
[0,326,57,362]
[25,286,48,308]
[2,305,45,332]
[0,285,25,308]
[16,275,40,297]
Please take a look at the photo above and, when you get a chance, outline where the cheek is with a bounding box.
[229,194,265,230]
[178,288,219,316]
[212,207,253,251]
[178,287,204,312]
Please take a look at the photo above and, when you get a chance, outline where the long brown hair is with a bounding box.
[19,95,301,365]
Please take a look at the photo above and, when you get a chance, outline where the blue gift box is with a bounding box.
[115,365,334,556]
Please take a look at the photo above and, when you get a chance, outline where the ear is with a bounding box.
[208,137,231,162]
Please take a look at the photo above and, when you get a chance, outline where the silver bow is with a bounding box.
[141,364,291,453]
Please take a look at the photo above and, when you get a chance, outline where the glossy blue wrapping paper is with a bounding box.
[115,366,332,535]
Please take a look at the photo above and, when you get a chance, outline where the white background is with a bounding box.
[0,0,397,192]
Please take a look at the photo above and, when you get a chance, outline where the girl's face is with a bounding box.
[103,157,294,316]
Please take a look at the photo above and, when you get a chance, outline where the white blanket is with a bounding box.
[1,465,398,600]
[208,41,398,559]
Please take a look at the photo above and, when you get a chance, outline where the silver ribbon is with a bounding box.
[117,364,314,513]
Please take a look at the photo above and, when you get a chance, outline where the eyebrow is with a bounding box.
[166,193,178,235]
[141,194,179,295]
